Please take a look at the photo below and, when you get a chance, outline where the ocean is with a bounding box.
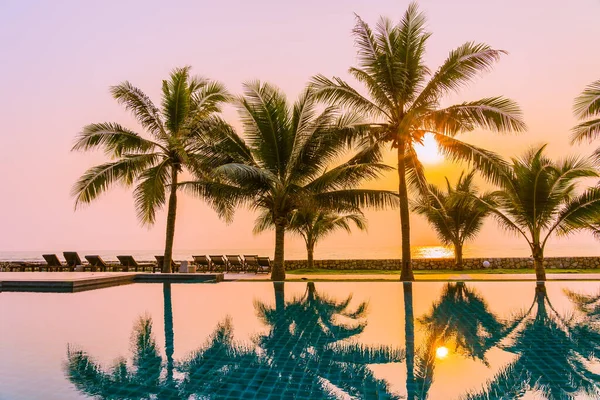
[0,242,597,262]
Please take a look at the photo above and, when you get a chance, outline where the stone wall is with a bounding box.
[284,257,600,270]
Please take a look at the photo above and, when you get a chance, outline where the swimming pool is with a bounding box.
[1,281,599,399]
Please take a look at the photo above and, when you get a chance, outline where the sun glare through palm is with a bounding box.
[414,133,443,164]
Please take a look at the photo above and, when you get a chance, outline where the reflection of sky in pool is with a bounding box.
[1,281,599,399]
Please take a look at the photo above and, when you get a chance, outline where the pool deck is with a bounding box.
[1,271,599,292]
[0,272,224,292]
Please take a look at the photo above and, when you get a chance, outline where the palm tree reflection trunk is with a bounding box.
[163,283,175,383]
[403,282,416,399]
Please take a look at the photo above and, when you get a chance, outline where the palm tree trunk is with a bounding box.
[532,244,546,281]
[271,220,286,281]
[398,142,414,281]
[455,242,464,270]
[162,166,178,273]
[403,282,416,399]
[307,239,315,270]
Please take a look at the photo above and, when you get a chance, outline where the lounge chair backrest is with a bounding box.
[193,255,210,265]
[63,252,82,267]
[244,255,258,265]
[117,255,138,267]
[42,254,62,267]
[226,255,242,265]
[257,256,271,267]
[85,255,107,267]
[209,255,226,265]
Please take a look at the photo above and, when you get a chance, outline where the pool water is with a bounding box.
[1,281,599,399]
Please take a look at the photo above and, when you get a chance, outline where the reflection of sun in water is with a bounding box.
[414,133,443,164]
[414,246,454,259]
[436,346,449,359]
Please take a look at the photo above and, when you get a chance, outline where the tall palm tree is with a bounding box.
[572,79,600,149]
[184,81,398,281]
[311,2,526,281]
[257,208,367,269]
[71,66,231,272]
[461,283,600,400]
[412,171,495,269]
[477,145,600,281]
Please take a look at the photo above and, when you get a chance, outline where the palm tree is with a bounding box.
[572,79,600,149]
[477,145,600,281]
[311,2,526,281]
[258,208,367,269]
[461,283,600,400]
[71,66,231,272]
[184,81,398,280]
[412,171,495,269]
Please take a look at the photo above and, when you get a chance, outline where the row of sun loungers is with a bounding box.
[1,253,272,274]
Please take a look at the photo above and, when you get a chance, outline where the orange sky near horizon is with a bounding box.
[0,0,599,256]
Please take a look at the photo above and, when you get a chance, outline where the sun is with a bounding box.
[435,346,449,359]
[414,133,443,164]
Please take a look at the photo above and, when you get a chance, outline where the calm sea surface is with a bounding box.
[0,243,598,262]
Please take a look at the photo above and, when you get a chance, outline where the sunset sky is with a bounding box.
[1,0,599,257]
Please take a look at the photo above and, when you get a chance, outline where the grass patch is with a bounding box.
[286,268,600,275]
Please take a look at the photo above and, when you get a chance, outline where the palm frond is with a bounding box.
[72,122,162,157]
[72,153,161,207]
[546,187,600,241]
[110,82,166,141]
[315,189,399,211]
[573,79,600,119]
[133,159,170,225]
[424,96,527,135]
[571,119,600,144]
[253,209,274,235]
[178,180,245,223]
[161,66,191,134]
[432,133,509,186]
[414,42,506,107]
[191,80,231,116]
[395,1,431,103]
[405,145,428,195]
[310,75,388,119]
[237,80,291,174]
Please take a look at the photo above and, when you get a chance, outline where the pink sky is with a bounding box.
[0,0,599,256]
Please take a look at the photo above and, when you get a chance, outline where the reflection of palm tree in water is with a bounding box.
[404,282,504,400]
[462,283,600,400]
[252,281,404,399]
[67,282,404,399]
[66,283,178,399]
